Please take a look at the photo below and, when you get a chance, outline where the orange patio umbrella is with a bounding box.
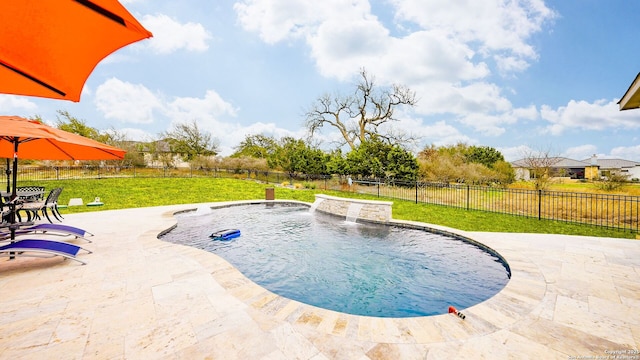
[0,116,126,161]
[0,116,126,239]
[0,0,153,102]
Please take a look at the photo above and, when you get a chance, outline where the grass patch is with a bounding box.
[20,177,636,239]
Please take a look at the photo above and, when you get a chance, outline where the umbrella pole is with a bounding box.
[9,141,19,242]
[5,158,10,193]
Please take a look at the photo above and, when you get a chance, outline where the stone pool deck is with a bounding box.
[0,201,638,359]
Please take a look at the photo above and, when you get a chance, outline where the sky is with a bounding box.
[2,0,640,162]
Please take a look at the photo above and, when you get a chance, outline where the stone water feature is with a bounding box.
[310,194,393,223]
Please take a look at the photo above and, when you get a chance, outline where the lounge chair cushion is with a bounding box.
[0,239,90,265]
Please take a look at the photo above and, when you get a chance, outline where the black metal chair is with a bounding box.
[18,187,64,223]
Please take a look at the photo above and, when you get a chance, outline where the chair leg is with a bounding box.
[43,208,54,223]
[53,205,64,220]
[51,207,63,221]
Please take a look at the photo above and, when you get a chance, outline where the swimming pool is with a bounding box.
[160,202,510,318]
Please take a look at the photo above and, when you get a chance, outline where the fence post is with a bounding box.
[415,180,418,204]
[538,189,542,220]
[466,185,470,210]
[377,180,380,197]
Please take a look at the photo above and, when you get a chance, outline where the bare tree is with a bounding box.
[162,119,219,161]
[517,148,562,190]
[305,68,418,150]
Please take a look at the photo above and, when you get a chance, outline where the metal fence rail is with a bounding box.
[5,165,639,233]
[352,180,639,233]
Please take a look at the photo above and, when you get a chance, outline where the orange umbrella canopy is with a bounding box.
[0,0,152,102]
[0,115,126,160]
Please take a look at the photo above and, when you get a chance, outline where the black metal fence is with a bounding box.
[5,165,639,233]
[352,179,639,233]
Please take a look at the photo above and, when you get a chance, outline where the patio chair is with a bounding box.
[0,223,94,243]
[0,192,23,224]
[18,187,64,223]
[0,239,91,265]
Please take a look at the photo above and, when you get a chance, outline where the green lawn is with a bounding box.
[21,177,637,239]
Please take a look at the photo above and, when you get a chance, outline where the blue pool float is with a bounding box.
[210,229,241,241]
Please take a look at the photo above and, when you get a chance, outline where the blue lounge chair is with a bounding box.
[0,223,93,242]
[0,239,91,265]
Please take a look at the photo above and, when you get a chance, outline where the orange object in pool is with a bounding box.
[0,0,152,102]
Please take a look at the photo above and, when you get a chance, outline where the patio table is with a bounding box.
[1,189,45,202]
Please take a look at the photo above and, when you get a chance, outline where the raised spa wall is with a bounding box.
[312,194,393,223]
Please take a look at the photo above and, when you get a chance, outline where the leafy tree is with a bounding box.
[55,110,108,143]
[491,160,516,185]
[305,68,417,150]
[417,143,514,185]
[269,137,329,176]
[465,145,505,168]
[231,134,278,159]
[326,149,349,177]
[346,138,418,181]
[385,145,419,181]
[162,119,218,161]
[594,173,629,192]
[52,110,142,166]
[102,128,145,167]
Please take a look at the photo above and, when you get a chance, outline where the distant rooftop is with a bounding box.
[511,157,589,168]
[512,156,640,169]
[582,158,640,169]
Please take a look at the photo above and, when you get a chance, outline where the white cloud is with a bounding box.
[234,0,557,142]
[494,55,531,74]
[214,122,303,156]
[407,119,474,149]
[118,127,155,142]
[390,0,555,61]
[94,78,163,124]
[563,144,598,160]
[424,122,474,147]
[0,95,38,112]
[234,0,372,44]
[540,99,640,135]
[166,90,238,120]
[141,14,211,54]
[610,145,640,161]
[92,77,303,157]
[499,145,533,162]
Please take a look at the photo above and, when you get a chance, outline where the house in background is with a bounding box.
[511,155,640,181]
[585,156,640,180]
[511,157,590,181]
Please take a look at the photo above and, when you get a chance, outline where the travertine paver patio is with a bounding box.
[0,201,638,359]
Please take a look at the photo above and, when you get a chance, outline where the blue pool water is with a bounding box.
[160,203,510,318]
